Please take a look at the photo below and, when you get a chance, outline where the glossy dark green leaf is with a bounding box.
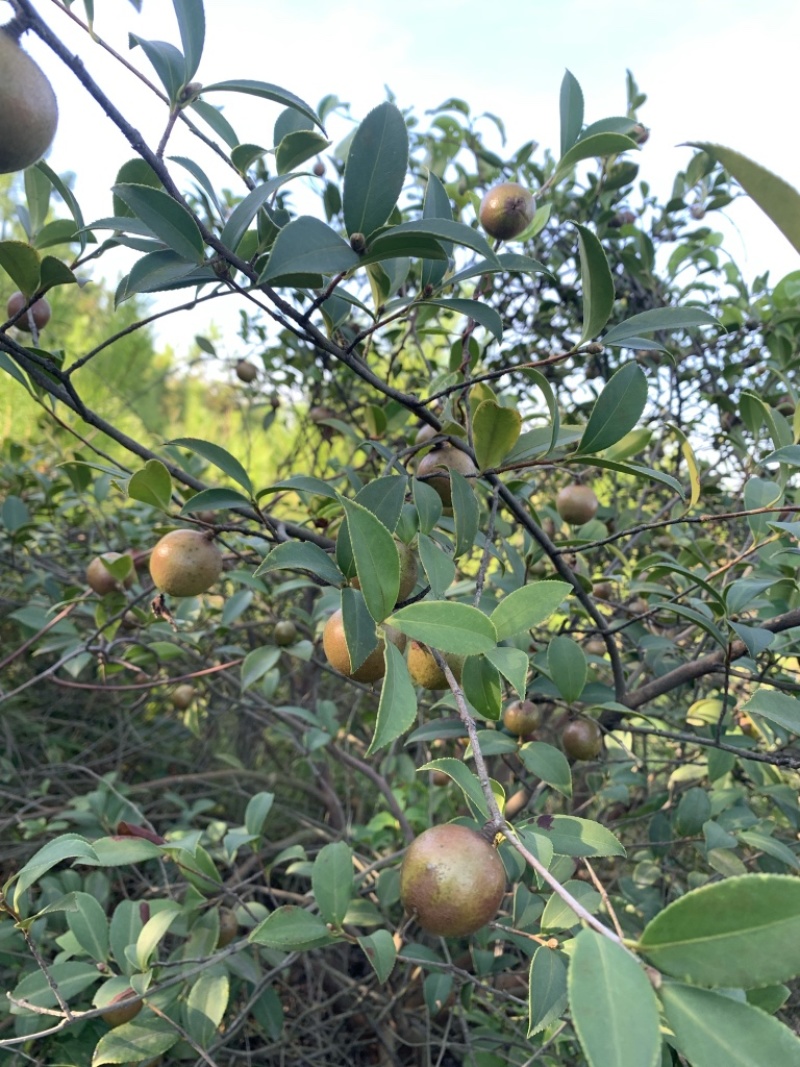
[421,170,453,288]
[541,880,600,930]
[167,437,253,494]
[202,79,322,130]
[660,981,800,1067]
[11,960,100,1010]
[418,533,456,597]
[527,815,625,858]
[419,758,501,821]
[358,929,397,982]
[639,874,800,987]
[413,479,443,535]
[368,641,417,754]
[473,400,522,468]
[126,458,172,511]
[603,306,721,345]
[312,841,353,927]
[388,601,497,656]
[371,218,497,264]
[12,834,98,909]
[688,142,800,256]
[419,298,503,343]
[0,239,41,295]
[559,69,584,156]
[528,945,568,1036]
[130,35,186,102]
[259,216,359,285]
[555,132,638,181]
[92,1019,179,1066]
[354,475,408,531]
[343,102,408,238]
[113,184,204,261]
[548,635,587,703]
[339,499,400,622]
[249,906,336,950]
[484,647,529,699]
[254,541,343,587]
[276,130,331,175]
[173,0,204,82]
[579,363,648,454]
[35,160,88,253]
[219,174,301,252]
[117,250,206,301]
[341,587,381,670]
[569,930,661,1067]
[519,742,572,797]
[521,368,560,455]
[358,233,448,266]
[491,581,570,641]
[180,487,252,514]
[574,223,615,344]
[451,467,480,559]
[462,655,502,719]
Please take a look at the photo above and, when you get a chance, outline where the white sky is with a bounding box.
[12,0,800,353]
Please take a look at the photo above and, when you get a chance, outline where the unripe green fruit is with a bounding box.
[416,445,478,507]
[149,529,223,597]
[7,291,51,331]
[562,718,603,760]
[273,620,298,646]
[400,824,505,937]
[502,700,542,736]
[479,182,535,241]
[556,484,598,525]
[86,552,134,596]
[235,359,258,382]
[171,684,195,710]
[0,28,58,173]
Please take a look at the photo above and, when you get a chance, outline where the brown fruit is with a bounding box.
[584,637,607,657]
[400,824,505,937]
[502,700,542,736]
[416,445,478,507]
[312,160,326,177]
[7,290,51,332]
[273,619,298,646]
[322,609,404,683]
[0,29,58,173]
[593,581,613,600]
[216,906,239,947]
[86,552,134,596]
[149,529,223,597]
[556,484,598,525]
[352,540,418,604]
[478,182,535,241]
[101,988,142,1028]
[171,684,195,710]
[235,359,258,382]
[562,718,603,760]
[415,422,439,446]
[431,770,450,787]
[407,641,464,690]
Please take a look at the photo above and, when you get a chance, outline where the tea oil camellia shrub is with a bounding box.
[2,5,800,1067]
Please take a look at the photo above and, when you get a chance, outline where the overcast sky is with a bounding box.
[16,0,800,351]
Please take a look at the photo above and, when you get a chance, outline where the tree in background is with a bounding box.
[2,2,800,1066]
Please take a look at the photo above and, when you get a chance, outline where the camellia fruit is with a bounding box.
[6,290,51,332]
[555,484,598,525]
[235,359,258,383]
[562,718,603,760]
[416,444,478,507]
[478,182,535,241]
[0,25,58,173]
[400,824,506,937]
[216,906,239,947]
[171,684,195,710]
[322,609,405,683]
[502,700,542,737]
[149,529,223,597]
[86,552,134,596]
[406,641,464,690]
[273,620,298,646]
[100,988,142,1028]
[352,539,418,604]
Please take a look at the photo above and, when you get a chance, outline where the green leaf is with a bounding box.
[528,945,568,1036]
[254,541,343,587]
[743,689,800,733]
[341,586,380,671]
[491,581,570,641]
[527,815,625,858]
[519,742,573,797]
[354,475,408,531]
[421,170,453,288]
[473,400,522,468]
[541,880,600,930]
[0,239,41,295]
[10,834,98,909]
[687,142,800,256]
[462,654,502,719]
[559,70,584,156]
[574,456,684,498]
[358,929,397,982]
[555,132,638,181]
[548,635,587,702]
[241,646,281,691]
[250,905,336,950]
[388,601,497,656]
[173,0,204,82]
[659,981,800,1067]
[67,892,109,962]
[451,467,480,559]
[112,184,204,261]
[259,216,359,285]
[521,368,561,454]
[574,224,615,344]
[419,298,503,344]
[167,436,253,494]
[418,533,456,597]
[84,836,162,866]
[130,35,186,103]
[11,961,100,1011]
[218,174,302,252]
[420,759,502,821]
[116,250,206,300]
[244,791,274,836]
[343,102,409,237]
[276,130,331,175]
[443,251,550,289]
[312,841,354,927]
[183,972,229,1048]
[413,479,443,535]
[370,218,498,264]
[603,306,721,345]
[738,832,800,871]
[136,905,181,970]
[126,458,172,511]
[339,498,400,622]
[569,930,661,1067]
[638,874,800,988]
[202,79,322,130]
[484,646,529,699]
[579,363,648,454]
[91,1019,179,1066]
[369,641,418,754]
[180,487,251,515]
